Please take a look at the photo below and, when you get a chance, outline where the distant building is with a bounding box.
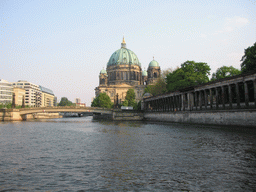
[0,79,13,104]
[13,80,41,107]
[39,86,55,107]
[13,87,25,106]
[95,37,161,103]
[75,98,86,107]
[54,97,57,106]
[76,103,86,107]
[75,98,81,104]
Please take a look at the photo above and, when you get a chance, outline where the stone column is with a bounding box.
[165,97,169,111]
[187,93,191,111]
[254,80,256,108]
[199,91,202,110]
[228,85,232,109]
[177,95,179,111]
[244,81,249,108]
[173,96,175,111]
[179,95,182,111]
[163,98,165,112]
[171,97,174,111]
[204,89,208,110]
[221,86,225,109]
[215,88,219,109]
[165,98,168,112]
[195,91,198,110]
[210,89,213,109]
[163,98,165,111]
[235,83,240,108]
[173,96,176,111]
[167,98,169,111]
[182,94,185,111]
[176,96,179,111]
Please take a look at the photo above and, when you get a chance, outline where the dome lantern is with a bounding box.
[121,36,126,48]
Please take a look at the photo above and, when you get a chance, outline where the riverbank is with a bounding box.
[143,109,256,127]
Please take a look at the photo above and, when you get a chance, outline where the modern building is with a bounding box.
[13,80,42,107]
[39,86,55,107]
[0,79,13,104]
[54,97,58,106]
[95,37,161,103]
[75,98,86,107]
[13,87,25,106]
[75,98,81,104]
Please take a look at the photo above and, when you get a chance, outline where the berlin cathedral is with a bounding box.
[95,37,161,103]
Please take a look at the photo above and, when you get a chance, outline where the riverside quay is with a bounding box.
[143,71,256,112]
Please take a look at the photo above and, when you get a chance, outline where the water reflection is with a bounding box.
[0,117,255,191]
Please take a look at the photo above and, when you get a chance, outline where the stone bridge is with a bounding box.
[0,106,112,121]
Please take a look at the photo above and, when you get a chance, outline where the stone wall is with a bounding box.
[112,110,143,121]
[144,109,256,127]
[93,110,143,121]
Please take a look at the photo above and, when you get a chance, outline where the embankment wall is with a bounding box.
[143,109,256,127]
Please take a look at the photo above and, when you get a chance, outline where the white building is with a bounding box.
[12,80,41,107]
[39,86,55,107]
[0,79,13,104]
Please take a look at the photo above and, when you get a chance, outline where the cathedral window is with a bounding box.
[123,72,126,80]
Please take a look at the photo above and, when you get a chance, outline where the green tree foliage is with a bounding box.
[121,99,129,106]
[122,89,138,109]
[144,69,170,96]
[211,66,241,81]
[144,78,167,96]
[58,97,74,106]
[166,60,211,92]
[91,92,113,108]
[241,42,256,73]
[0,103,12,109]
[125,89,136,103]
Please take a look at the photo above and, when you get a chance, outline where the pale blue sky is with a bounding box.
[1,0,256,105]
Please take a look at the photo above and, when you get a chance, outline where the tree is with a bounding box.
[0,103,12,109]
[166,60,211,92]
[58,97,74,106]
[91,92,113,108]
[241,42,256,73]
[122,89,138,109]
[125,89,136,103]
[211,66,241,81]
[144,69,172,96]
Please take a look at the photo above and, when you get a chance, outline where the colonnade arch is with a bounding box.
[144,73,256,111]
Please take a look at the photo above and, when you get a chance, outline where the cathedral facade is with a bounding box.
[95,38,161,103]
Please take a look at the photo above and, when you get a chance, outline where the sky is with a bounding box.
[1,0,256,105]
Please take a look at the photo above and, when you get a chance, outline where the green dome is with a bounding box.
[107,48,141,67]
[149,60,159,67]
[100,68,107,74]
[142,70,148,76]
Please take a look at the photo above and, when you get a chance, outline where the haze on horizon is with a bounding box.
[1,0,255,106]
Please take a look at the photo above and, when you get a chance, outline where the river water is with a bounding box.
[0,117,256,191]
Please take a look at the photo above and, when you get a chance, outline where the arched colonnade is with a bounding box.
[144,73,256,112]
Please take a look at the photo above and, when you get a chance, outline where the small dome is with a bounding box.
[100,68,107,74]
[142,70,148,76]
[143,92,153,98]
[149,59,159,67]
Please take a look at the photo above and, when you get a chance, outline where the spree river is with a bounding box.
[0,117,256,191]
